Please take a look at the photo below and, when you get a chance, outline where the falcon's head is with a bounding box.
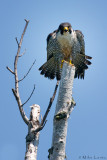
[58,22,72,35]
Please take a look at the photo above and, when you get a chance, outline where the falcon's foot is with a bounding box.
[61,59,65,68]
[69,60,74,66]
[61,59,74,68]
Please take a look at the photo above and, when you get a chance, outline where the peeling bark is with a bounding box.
[49,62,76,160]
[25,104,40,160]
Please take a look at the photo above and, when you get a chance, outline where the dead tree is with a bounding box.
[48,62,76,160]
[7,19,59,160]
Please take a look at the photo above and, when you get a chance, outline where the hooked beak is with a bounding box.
[64,27,69,32]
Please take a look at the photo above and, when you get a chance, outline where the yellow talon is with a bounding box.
[61,59,64,68]
[70,60,74,66]
[61,63,63,68]
[70,60,72,64]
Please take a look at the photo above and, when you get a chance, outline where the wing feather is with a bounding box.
[47,30,58,61]
[74,30,92,79]
[75,30,85,55]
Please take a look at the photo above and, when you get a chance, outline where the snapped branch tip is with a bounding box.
[6,66,15,74]
[24,19,29,23]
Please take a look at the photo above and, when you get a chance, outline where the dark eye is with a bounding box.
[69,29,72,34]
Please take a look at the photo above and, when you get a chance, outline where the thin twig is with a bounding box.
[21,84,36,107]
[19,19,29,48]
[41,80,59,126]
[15,37,19,46]
[6,66,15,74]
[18,59,36,82]
[19,48,26,57]
[39,80,59,129]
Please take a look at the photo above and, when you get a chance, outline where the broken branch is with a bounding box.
[33,81,59,133]
[41,80,59,126]
[6,66,15,74]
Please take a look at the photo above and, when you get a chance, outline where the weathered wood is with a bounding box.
[49,62,76,160]
[25,104,40,160]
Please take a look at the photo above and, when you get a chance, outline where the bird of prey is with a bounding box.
[39,22,92,80]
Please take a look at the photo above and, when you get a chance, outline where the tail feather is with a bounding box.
[49,61,57,79]
[74,54,92,79]
[45,61,56,79]
[39,54,92,80]
[56,61,62,80]
[39,57,61,80]
[85,55,92,59]
[85,59,92,65]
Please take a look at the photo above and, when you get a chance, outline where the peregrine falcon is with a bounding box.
[39,22,92,80]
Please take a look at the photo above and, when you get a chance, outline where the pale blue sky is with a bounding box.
[0,0,107,160]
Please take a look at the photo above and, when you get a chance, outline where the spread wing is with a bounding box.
[39,30,63,80]
[74,30,92,79]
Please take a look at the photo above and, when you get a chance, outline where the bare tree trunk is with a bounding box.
[49,62,76,160]
[25,104,40,160]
